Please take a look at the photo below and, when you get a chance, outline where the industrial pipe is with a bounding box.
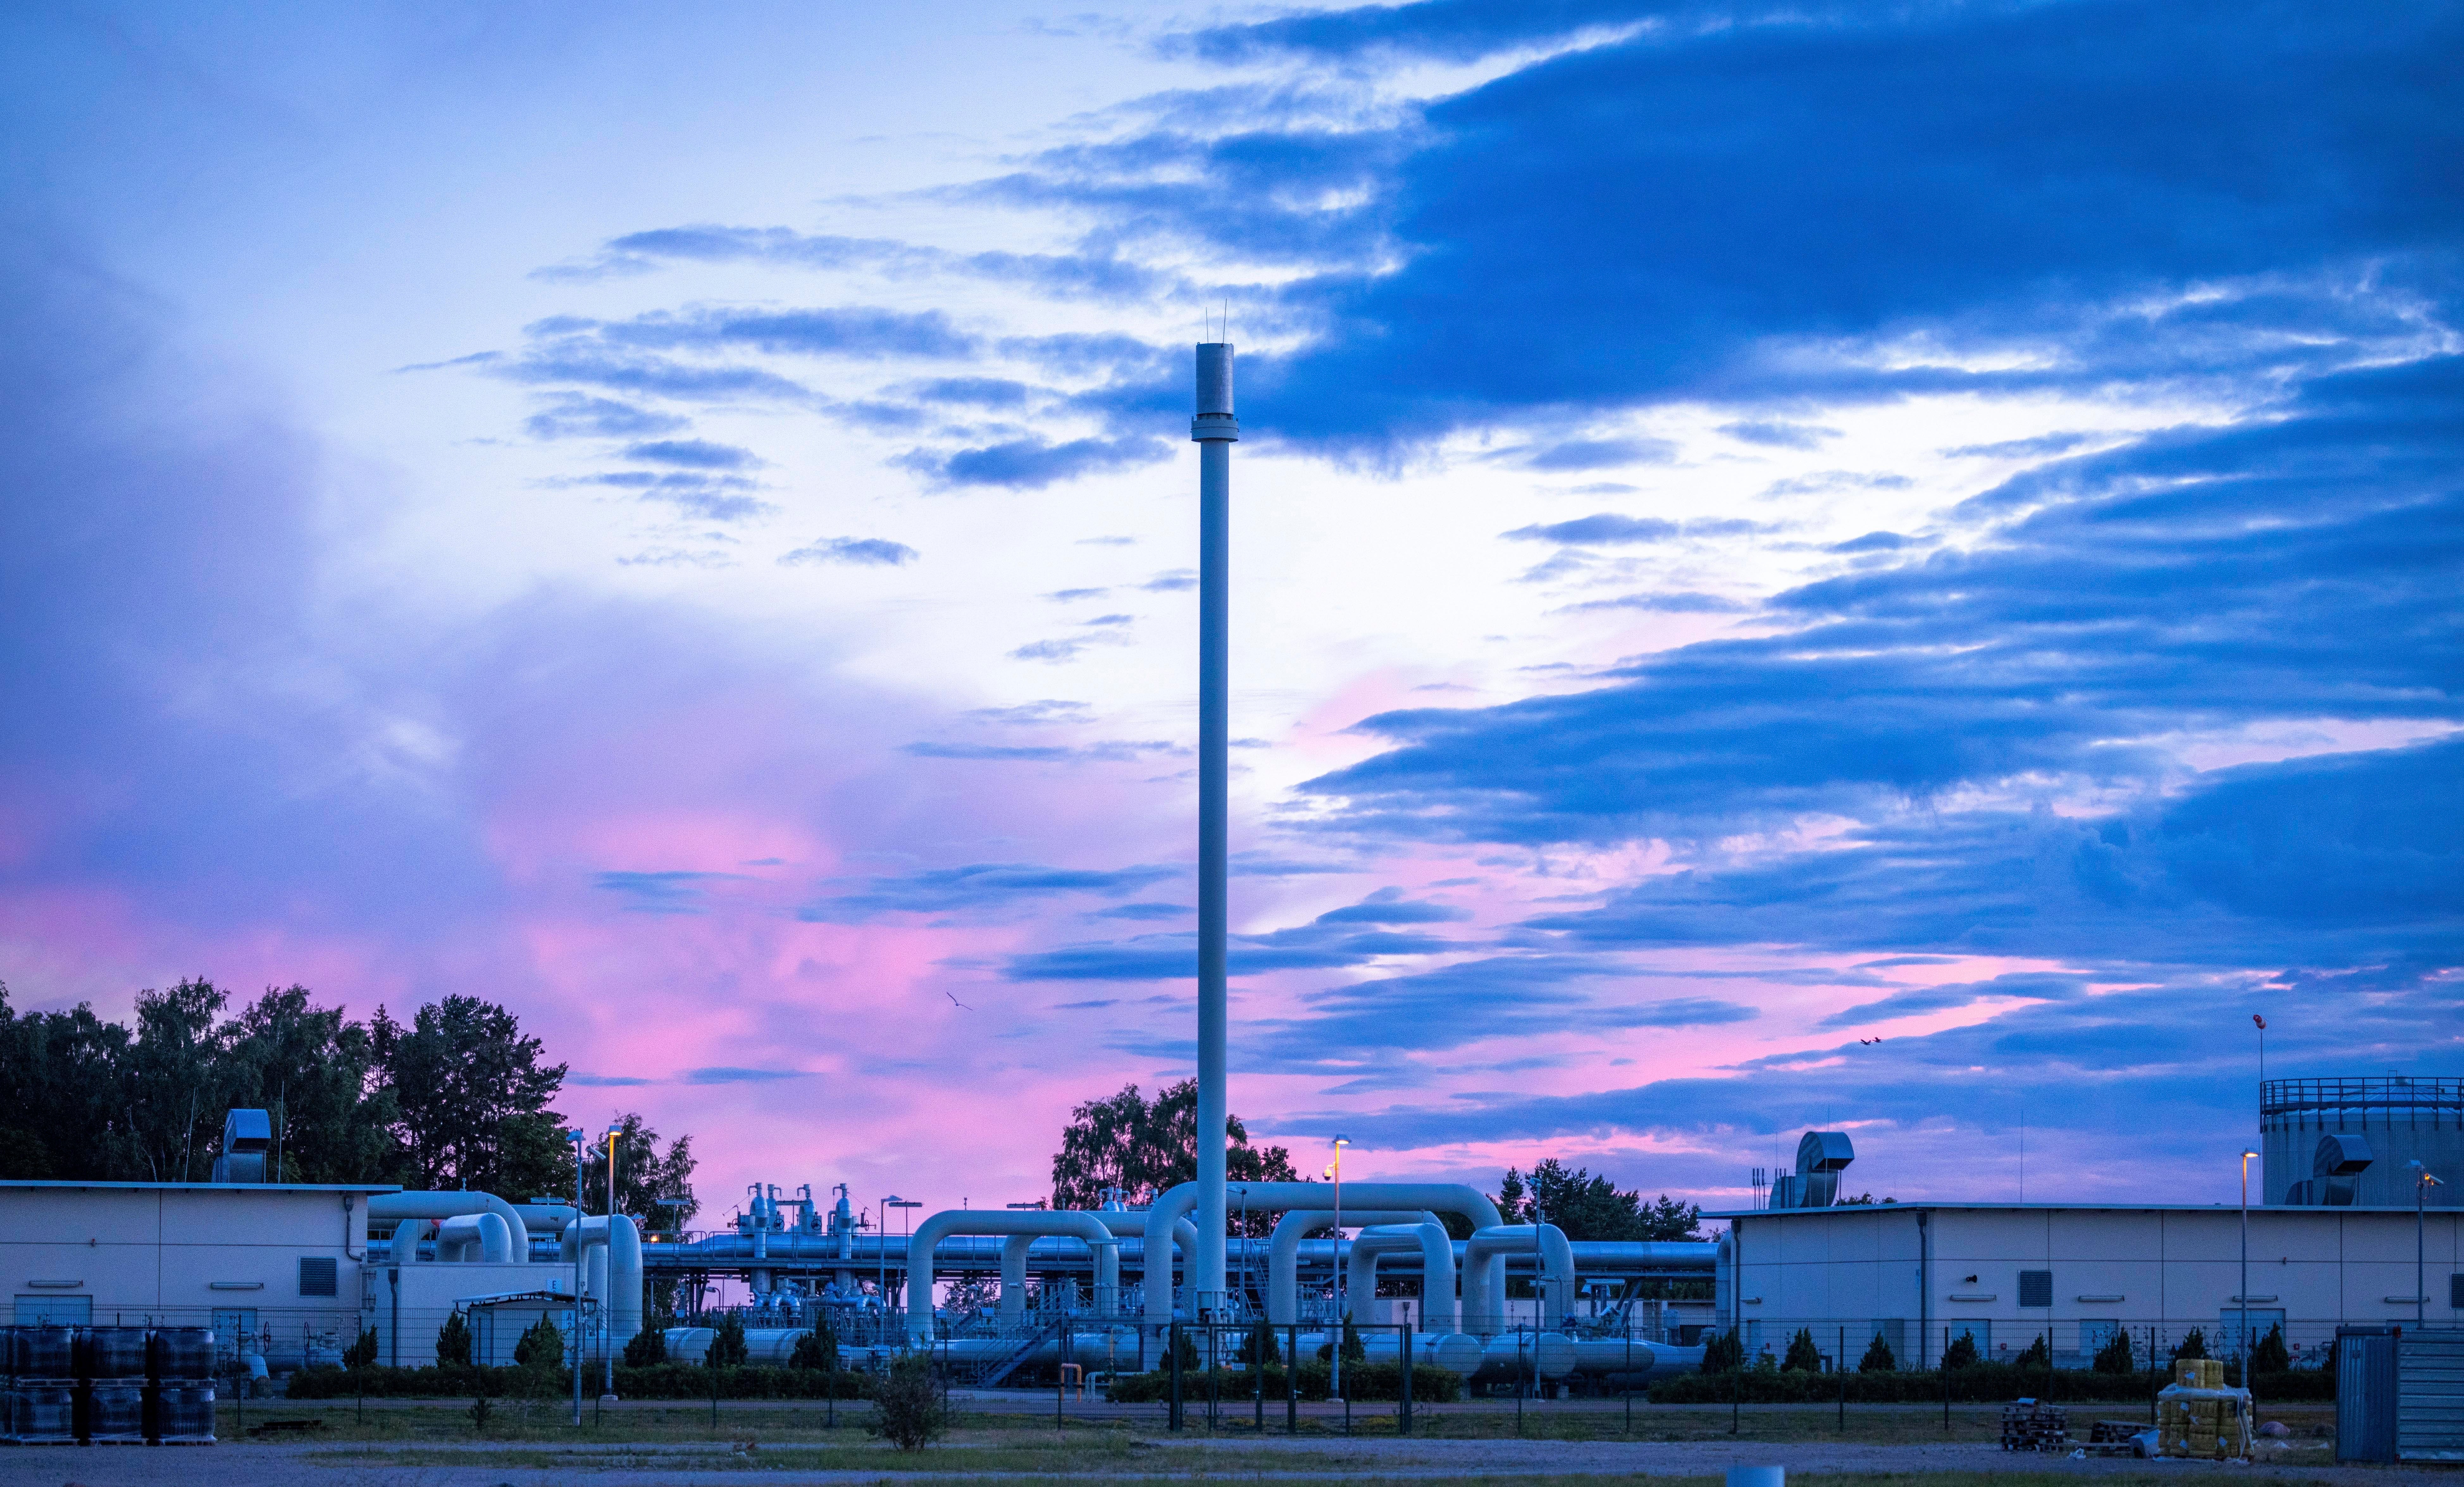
[1265,1210,1437,1326]
[561,1214,644,1352]
[435,1211,516,1263]
[905,1210,1120,1340]
[390,1219,431,1265]
[1347,1223,1459,1334]
[370,1191,532,1262]
[1463,1224,1573,1334]
[1144,1180,1505,1329]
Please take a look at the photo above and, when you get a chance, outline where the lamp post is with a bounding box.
[877,1196,902,1330]
[604,1121,624,1397]
[2238,1148,2257,1373]
[1328,1136,1350,1400]
[2409,1161,2442,1326]
[568,1127,587,1426]
[891,1200,923,1329]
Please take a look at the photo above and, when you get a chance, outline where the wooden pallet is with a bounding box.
[2000,1401,2070,1452]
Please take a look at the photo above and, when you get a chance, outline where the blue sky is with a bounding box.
[2,0,2457,1216]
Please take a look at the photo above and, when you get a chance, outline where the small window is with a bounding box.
[2018,1270,2053,1307]
[298,1257,338,1297]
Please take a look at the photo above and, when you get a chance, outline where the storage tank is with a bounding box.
[2263,1078,2461,1207]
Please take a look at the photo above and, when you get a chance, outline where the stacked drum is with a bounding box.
[0,1326,216,1444]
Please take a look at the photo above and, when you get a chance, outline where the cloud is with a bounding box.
[681,1066,809,1084]
[1141,569,1196,591]
[1502,513,1679,545]
[524,394,688,439]
[1814,973,2091,1030]
[1827,531,1912,553]
[1721,420,1839,450]
[965,699,1092,725]
[592,869,738,914]
[1503,437,1678,472]
[779,536,919,567]
[568,1072,654,1087]
[1942,431,2098,459]
[905,435,1171,490]
[1557,591,1749,614]
[1311,887,1470,925]
[799,861,1180,923]
[624,438,759,469]
[900,739,1174,762]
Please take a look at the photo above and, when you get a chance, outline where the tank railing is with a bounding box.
[2261,1076,2464,1117]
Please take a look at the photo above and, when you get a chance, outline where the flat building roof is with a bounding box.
[1707,1201,2446,1218]
[0,1179,399,1194]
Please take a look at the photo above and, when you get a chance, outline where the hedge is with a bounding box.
[1647,1364,2334,1405]
[1104,1360,1462,1405]
[286,1363,872,1401]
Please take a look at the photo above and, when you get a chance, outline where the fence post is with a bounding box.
[1398,1322,1412,1436]
[1286,1323,1298,1434]
[1941,1326,1951,1432]
[1168,1322,1183,1431]
[1057,1319,1069,1432]
[1839,1325,1846,1430]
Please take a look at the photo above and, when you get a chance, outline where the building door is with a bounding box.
[13,1295,91,1326]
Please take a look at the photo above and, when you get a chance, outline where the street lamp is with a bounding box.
[1328,1136,1350,1400]
[2409,1161,2443,1326]
[603,1121,624,1398]
[2238,1148,2258,1373]
[566,1127,587,1426]
[877,1196,902,1324]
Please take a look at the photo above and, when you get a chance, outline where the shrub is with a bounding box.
[623,1327,667,1367]
[868,1352,950,1452]
[2251,1323,2291,1375]
[707,1312,750,1368]
[1943,1331,1980,1369]
[1238,1317,1280,1366]
[1104,1360,1461,1404]
[1782,1328,1824,1372]
[2014,1334,2050,1370]
[514,1316,564,1372]
[343,1325,379,1371]
[2093,1330,2138,1374]
[788,1326,837,1371]
[1699,1329,1743,1373]
[2173,1327,2207,1361]
[435,1310,473,1368]
[1858,1333,1896,1373]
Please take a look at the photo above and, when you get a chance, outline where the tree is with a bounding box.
[374,996,570,1198]
[1943,1330,1979,1369]
[1701,1329,1743,1372]
[580,1112,699,1228]
[1493,1160,1702,1241]
[514,1315,565,1372]
[1783,1327,1824,1372]
[2251,1322,2290,1374]
[789,1322,837,1371]
[344,1325,379,1370]
[222,986,398,1184]
[1859,1332,1896,1372]
[1238,1316,1279,1366]
[121,979,238,1183]
[706,1311,749,1368]
[624,1326,669,1366]
[0,984,130,1180]
[1049,1080,1298,1231]
[436,1310,474,1368]
[868,1352,950,1451]
[2172,1327,2207,1361]
[2015,1333,2050,1369]
[2093,1329,2138,1374]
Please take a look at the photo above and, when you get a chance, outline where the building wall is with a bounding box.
[1729,1205,2463,1368]
[0,1183,382,1368]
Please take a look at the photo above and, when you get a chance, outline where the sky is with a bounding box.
[2,0,2458,1229]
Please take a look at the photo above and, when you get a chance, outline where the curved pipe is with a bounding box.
[515,1203,578,1237]
[435,1212,516,1263]
[906,1211,1119,1340]
[1463,1224,1573,1335]
[1090,1210,1202,1293]
[1145,1181,1505,1329]
[1347,1222,1458,1334]
[390,1218,431,1265]
[562,1214,644,1351]
[1266,1210,1435,1326]
[370,1191,531,1263]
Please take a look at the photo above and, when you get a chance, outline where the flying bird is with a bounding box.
[1859,1036,1884,1045]
[946,992,974,1010]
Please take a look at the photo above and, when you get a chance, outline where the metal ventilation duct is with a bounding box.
[210,1108,271,1184]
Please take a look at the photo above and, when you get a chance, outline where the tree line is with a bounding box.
[1049,1082,1702,1242]
[0,977,694,1222]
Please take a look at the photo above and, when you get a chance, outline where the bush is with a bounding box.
[2251,1323,2291,1375]
[1238,1317,1280,1366]
[869,1353,950,1452]
[514,1316,564,1372]
[789,1326,837,1371]
[1943,1331,1979,1369]
[2014,1334,2050,1370]
[707,1312,750,1368]
[1782,1328,1824,1372]
[435,1310,473,1368]
[623,1327,667,1367]
[2093,1330,2138,1374]
[285,1362,873,1402]
[1105,1359,1461,1404]
[343,1325,379,1371]
[1699,1328,1743,1372]
[2173,1327,2207,1361]
[1858,1333,1896,1373]
[1645,1361,2335,1406]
